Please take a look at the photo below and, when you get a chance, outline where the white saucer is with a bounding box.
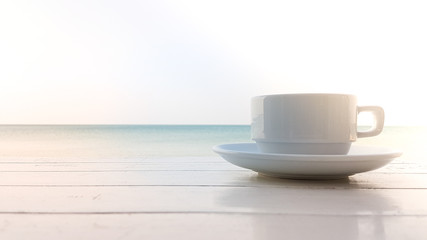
[213,143,403,180]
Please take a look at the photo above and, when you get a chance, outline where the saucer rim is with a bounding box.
[212,143,403,179]
[212,143,403,162]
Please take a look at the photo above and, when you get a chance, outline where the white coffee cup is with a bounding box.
[251,93,384,155]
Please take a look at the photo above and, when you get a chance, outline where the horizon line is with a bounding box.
[0,123,424,127]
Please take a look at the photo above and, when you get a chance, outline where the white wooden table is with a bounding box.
[0,137,426,239]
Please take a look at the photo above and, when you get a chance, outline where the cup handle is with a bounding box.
[357,106,385,138]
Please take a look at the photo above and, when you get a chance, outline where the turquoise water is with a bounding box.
[0,125,251,159]
[0,125,425,161]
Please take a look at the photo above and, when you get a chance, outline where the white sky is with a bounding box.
[0,0,426,125]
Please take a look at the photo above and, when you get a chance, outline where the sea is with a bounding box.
[0,125,425,162]
[0,125,250,160]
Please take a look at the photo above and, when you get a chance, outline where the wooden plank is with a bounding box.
[0,153,422,166]
[0,161,425,173]
[0,156,224,163]
[0,214,426,240]
[0,171,426,189]
[0,162,242,172]
[0,186,426,215]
